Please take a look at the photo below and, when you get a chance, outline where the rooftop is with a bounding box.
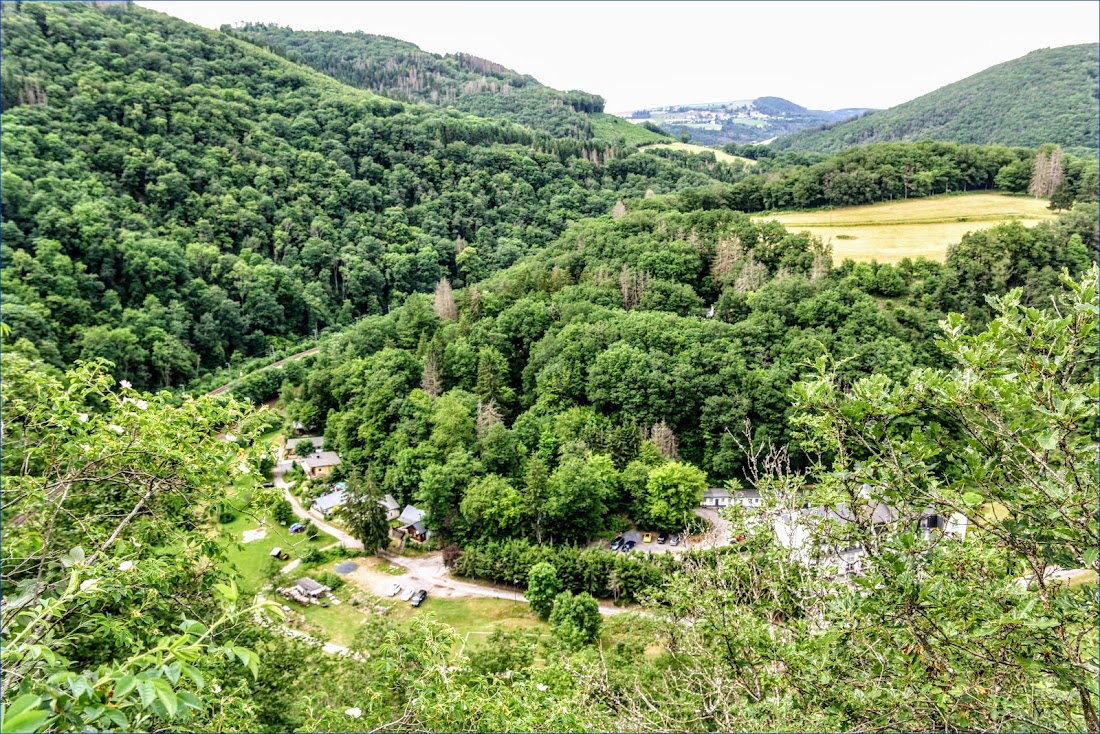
[295,577,328,594]
[397,504,425,526]
[313,489,346,512]
[300,451,342,469]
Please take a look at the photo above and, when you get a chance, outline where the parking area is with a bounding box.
[603,508,736,556]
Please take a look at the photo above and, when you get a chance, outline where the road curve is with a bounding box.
[206,346,321,397]
[272,461,629,616]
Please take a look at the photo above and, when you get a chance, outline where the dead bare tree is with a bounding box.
[611,199,628,220]
[650,419,679,461]
[421,351,443,398]
[432,278,458,321]
[476,398,502,438]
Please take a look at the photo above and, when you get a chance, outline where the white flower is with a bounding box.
[211,683,221,694]
[238,462,251,474]
[107,424,124,434]
[80,444,91,453]
[344,707,362,719]
[536,683,548,692]
[77,413,89,423]
[225,433,237,442]
[79,579,98,592]
[134,399,148,410]
[119,560,134,572]
[120,380,132,389]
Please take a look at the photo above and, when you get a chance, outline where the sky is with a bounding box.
[140,1,1099,113]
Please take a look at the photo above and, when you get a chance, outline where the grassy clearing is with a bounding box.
[760,192,1055,264]
[217,512,332,594]
[640,141,755,166]
[591,114,667,146]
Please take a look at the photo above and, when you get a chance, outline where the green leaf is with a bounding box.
[1,696,53,734]
[154,683,178,719]
[961,492,983,507]
[113,674,137,699]
[137,679,157,708]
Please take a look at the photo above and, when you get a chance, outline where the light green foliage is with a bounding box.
[548,590,602,650]
[786,265,1099,730]
[526,562,561,621]
[460,474,528,538]
[644,462,708,531]
[0,355,278,731]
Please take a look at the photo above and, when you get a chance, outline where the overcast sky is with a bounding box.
[140,1,1099,112]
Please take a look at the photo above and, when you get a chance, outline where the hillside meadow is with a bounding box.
[759,192,1057,262]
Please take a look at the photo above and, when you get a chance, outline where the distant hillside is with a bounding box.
[226,23,667,145]
[774,44,1100,153]
[617,96,873,146]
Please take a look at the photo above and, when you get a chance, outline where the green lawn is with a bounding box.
[640,141,755,166]
[217,512,332,594]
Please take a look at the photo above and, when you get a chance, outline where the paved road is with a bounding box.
[274,461,363,550]
[206,347,321,397]
[273,461,629,616]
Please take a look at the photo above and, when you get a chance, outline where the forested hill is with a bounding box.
[226,23,667,145]
[0,1,720,390]
[774,44,1100,154]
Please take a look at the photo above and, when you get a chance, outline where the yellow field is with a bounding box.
[640,141,755,166]
[760,193,1056,263]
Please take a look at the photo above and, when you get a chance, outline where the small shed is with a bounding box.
[294,577,330,598]
[270,546,289,561]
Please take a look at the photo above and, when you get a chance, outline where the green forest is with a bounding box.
[775,44,1100,154]
[1,3,1097,733]
[225,23,666,146]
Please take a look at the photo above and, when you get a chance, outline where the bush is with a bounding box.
[271,498,295,526]
[442,544,462,569]
[302,547,325,564]
[306,521,319,540]
[316,571,345,592]
[218,511,238,524]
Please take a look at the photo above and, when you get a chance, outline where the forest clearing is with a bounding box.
[762,192,1057,262]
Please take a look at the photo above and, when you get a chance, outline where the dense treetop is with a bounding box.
[774,44,1100,154]
[225,23,667,145]
[0,2,708,390]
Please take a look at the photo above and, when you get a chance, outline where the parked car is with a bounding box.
[642,532,652,543]
[621,540,636,552]
[657,532,668,544]
[401,588,416,602]
[670,533,681,546]
[288,523,305,534]
[411,590,428,607]
[262,482,275,488]
[609,535,625,551]
[386,583,402,597]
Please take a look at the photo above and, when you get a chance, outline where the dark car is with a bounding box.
[262,481,275,488]
[670,533,681,546]
[621,540,636,553]
[288,522,305,534]
[609,535,625,551]
[657,532,668,544]
[411,590,428,607]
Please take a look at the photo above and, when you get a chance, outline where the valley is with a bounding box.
[1,2,1096,732]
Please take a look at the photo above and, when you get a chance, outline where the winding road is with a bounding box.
[272,461,630,616]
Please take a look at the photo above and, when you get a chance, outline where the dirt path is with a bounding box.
[273,461,630,615]
[206,347,321,397]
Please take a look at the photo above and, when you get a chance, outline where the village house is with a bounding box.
[773,487,968,577]
[380,494,401,522]
[311,487,346,517]
[700,487,732,508]
[298,450,342,479]
[392,504,430,544]
[283,435,324,461]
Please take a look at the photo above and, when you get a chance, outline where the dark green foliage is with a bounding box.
[548,590,601,648]
[270,498,295,526]
[776,44,1100,153]
[0,2,705,390]
[226,23,650,144]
